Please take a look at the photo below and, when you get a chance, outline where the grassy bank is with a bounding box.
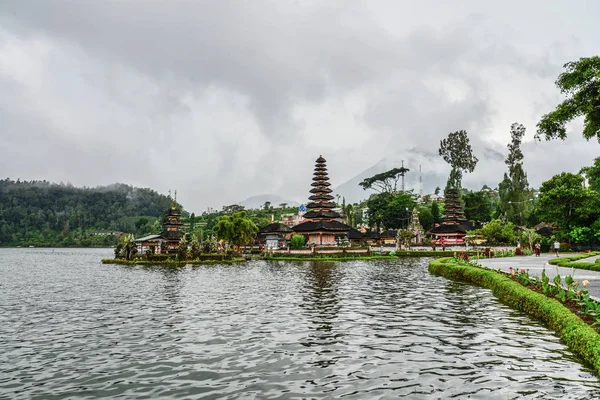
[101,258,246,266]
[266,255,398,262]
[429,257,600,376]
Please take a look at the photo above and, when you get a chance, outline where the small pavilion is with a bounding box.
[135,202,186,254]
[293,156,351,246]
[258,223,294,249]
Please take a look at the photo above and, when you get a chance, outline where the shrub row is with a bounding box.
[547,252,600,271]
[429,257,600,376]
[394,250,478,257]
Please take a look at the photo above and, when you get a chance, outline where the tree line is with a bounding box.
[0,179,173,247]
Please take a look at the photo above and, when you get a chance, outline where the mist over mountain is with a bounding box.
[238,195,301,210]
[332,147,510,204]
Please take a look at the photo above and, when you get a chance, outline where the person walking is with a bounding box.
[534,241,541,257]
[554,239,560,257]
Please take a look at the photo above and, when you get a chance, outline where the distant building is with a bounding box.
[258,223,294,249]
[280,213,302,227]
[135,202,185,254]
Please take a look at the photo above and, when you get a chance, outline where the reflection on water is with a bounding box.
[300,262,343,367]
[1,248,599,399]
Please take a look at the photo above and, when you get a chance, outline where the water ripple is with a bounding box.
[1,248,599,399]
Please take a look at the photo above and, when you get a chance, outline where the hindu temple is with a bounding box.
[430,188,472,245]
[292,156,351,245]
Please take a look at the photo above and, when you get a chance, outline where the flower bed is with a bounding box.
[547,252,600,270]
[429,257,600,376]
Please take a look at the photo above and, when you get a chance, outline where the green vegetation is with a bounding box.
[429,257,600,375]
[212,211,258,251]
[547,252,600,271]
[439,130,478,191]
[498,122,533,225]
[0,179,173,247]
[536,56,600,141]
[289,234,305,249]
[469,219,517,245]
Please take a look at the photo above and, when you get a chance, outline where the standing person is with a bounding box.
[554,239,560,257]
[440,237,446,251]
[534,241,541,257]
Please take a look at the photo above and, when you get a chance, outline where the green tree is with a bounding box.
[359,167,410,193]
[213,211,258,250]
[472,219,517,244]
[418,206,434,231]
[366,192,393,230]
[121,234,137,260]
[498,123,531,225]
[536,56,600,141]
[463,191,493,225]
[580,157,600,192]
[439,130,479,190]
[521,228,541,251]
[431,201,441,224]
[177,235,188,260]
[536,172,599,231]
[381,192,417,229]
[190,234,201,259]
[289,234,305,249]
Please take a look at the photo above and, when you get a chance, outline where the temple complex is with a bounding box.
[430,188,472,245]
[293,156,351,246]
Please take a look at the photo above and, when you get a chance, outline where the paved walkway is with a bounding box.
[477,254,600,299]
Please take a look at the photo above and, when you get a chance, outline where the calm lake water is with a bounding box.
[1,248,599,399]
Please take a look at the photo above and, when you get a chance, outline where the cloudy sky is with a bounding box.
[1,1,599,213]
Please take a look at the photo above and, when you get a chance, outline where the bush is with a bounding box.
[289,235,305,249]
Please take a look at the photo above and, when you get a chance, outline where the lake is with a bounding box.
[1,248,599,399]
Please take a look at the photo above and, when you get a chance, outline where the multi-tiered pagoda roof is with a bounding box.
[431,188,473,234]
[293,156,351,234]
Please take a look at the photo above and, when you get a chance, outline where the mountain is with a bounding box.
[333,146,507,204]
[333,150,449,204]
[238,194,301,210]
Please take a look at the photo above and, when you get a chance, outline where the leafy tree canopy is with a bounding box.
[213,211,258,248]
[536,172,600,230]
[359,167,409,193]
[536,56,600,141]
[439,130,478,190]
[498,123,532,225]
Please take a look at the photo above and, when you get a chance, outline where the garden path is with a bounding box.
[477,254,600,299]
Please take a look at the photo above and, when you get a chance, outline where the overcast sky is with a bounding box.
[1,1,599,213]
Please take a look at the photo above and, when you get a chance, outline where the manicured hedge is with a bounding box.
[394,250,478,257]
[429,257,600,376]
[548,252,600,271]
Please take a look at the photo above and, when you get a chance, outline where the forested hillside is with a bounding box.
[0,179,176,247]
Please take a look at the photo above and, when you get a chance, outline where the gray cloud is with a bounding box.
[1,1,599,211]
